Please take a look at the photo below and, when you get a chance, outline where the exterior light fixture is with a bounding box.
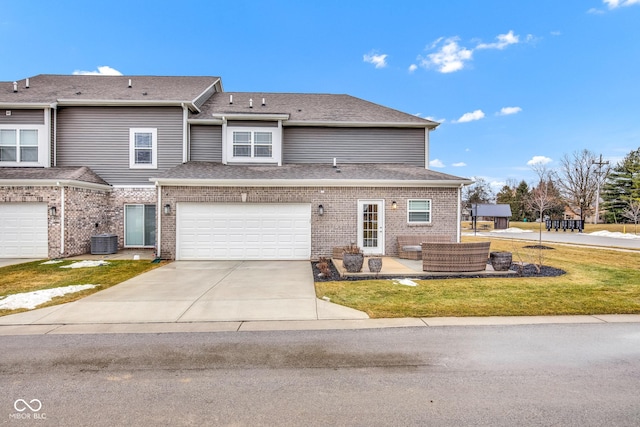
[318,204,324,216]
[49,206,57,216]
[164,204,171,215]
[391,201,397,210]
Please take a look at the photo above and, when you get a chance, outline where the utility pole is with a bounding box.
[592,154,610,224]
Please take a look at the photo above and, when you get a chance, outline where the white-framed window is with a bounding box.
[129,128,157,169]
[224,125,281,164]
[231,129,273,159]
[407,199,432,224]
[0,126,46,166]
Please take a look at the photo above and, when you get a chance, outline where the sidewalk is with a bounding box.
[1,314,639,336]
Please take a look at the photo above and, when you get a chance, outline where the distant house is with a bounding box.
[1,74,472,260]
[471,204,512,230]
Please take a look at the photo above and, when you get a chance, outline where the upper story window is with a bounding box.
[0,126,46,166]
[407,199,432,224]
[129,128,157,169]
[232,130,273,158]
[224,125,281,165]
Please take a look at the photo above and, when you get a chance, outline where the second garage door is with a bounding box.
[176,203,311,260]
[0,203,48,258]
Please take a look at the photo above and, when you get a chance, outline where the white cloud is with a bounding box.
[408,64,418,73]
[550,31,562,36]
[419,37,473,73]
[430,158,445,168]
[418,30,528,74]
[497,106,522,116]
[363,52,388,68]
[476,30,519,50]
[527,156,553,166]
[425,116,446,123]
[454,109,485,123]
[72,66,123,76]
[452,162,467,167]
[604,0,640,9]
[587,7,605,13]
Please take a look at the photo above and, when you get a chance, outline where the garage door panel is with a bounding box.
[177,203,311,260]
[0,203,48,258]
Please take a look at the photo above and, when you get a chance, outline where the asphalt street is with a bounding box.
[473,229,640,250]
[2,323,640,426]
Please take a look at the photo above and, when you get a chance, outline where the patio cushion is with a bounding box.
[402,245,422,252]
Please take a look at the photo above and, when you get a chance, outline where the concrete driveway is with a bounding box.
[0,261,367,325]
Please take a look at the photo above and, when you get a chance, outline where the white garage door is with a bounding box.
[176,203,311,260]
[0,203,48,258]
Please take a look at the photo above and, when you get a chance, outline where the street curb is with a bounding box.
[1,314,639,336]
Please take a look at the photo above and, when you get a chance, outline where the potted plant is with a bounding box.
[342,243,364,273]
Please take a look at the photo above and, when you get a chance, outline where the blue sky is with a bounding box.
[2,0,639,191]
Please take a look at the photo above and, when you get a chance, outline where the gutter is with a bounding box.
[210,113,290,121]
[0,179,112,191]
[284,120,438,129]
[149,178,473,188]
[55,99,201,112]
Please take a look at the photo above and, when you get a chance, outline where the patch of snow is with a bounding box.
[391,278,418,287]
[491,227,533,234]
[0,284,98,310]
[61,260,110,269]
[588,230,640,240]
[41,260,63,265]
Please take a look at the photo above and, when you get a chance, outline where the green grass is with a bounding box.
[315,238,640,318]
[0,259,166,317]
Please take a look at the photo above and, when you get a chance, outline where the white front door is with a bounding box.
[357,200,385,255]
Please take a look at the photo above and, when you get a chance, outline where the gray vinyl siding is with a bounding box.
[56,106,183,185]
[283,127,425,166]
[190,125,222,162]
[0,109,45,125]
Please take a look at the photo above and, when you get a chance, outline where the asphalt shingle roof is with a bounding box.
[0,166,110,186]
[194,92,438,126]
[0,75,220,104]
[151,162,469,184]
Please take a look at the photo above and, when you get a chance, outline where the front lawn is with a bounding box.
[315,238,640,318]
[0,259,166,316]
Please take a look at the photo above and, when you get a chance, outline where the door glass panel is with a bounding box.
[125,205,144,246]
[362,204,378,248]
[144,205,156,246]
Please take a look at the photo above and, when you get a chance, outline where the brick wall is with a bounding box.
[159,186,459,260]
[109,187,157,250]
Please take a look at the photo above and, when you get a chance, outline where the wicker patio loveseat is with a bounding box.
[421,241,491,272]
[397,235,453,260]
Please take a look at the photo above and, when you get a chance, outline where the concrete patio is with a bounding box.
[332,256,517,278]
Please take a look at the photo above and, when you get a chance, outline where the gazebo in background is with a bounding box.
[471,204,513,230]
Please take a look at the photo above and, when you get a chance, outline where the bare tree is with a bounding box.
[526,163,561,269]
[554,149,604,229]
[622,200,640,234]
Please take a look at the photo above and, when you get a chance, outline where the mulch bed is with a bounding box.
[312,261,565,282]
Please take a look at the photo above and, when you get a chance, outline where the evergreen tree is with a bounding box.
[602,147,640,223]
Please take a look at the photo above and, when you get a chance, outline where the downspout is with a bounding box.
[221,116,227,165]
[52,104,58,167]
[181,103,189,163]
[156,182,162,258]
[425,128,430,169]
[58,183,65,256]
[456,184,463,243]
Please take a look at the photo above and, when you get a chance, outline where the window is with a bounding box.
[232,130,273,159]
[125,204,156,247]
[408,199,431,224]
[224,124,281,164]
[129,128,157,168]
[0,128,40,163]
